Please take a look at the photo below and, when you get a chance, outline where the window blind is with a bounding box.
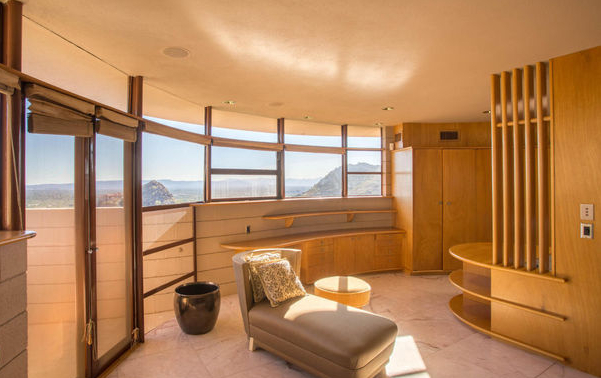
[95,107,139,142]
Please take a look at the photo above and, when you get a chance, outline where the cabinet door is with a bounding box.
[474,149,492,243]
[413,149,443,270]
[442,149,477,270]
[352,235,375,274]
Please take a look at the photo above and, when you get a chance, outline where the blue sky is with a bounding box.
[26,115,380,185]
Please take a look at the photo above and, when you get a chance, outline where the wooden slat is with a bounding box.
[523,65,537,271]
[143,119,211,145]
[512,68,524,269]
[536,62,549,273]
[490,75,503,265]
[500,71,514,267]
[212,136,283,151]
[204,106,212,202]
[284,143,345,154]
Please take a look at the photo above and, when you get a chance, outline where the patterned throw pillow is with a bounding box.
[245,252,282,303]
[254,259,306,307]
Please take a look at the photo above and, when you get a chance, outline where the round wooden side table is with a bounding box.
[314,276,371,308]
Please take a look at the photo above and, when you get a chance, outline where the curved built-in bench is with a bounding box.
[221,227,406,283]
[448,243,567,362]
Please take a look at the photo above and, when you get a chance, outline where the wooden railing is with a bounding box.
[490,62,553,274]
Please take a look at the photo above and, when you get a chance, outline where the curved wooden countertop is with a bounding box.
[449,242,566,283]
[0,230,36,247]
[221,227,405,251]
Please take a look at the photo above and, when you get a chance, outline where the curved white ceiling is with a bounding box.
[20,0,601,126]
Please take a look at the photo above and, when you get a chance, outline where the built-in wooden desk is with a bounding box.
[448,243,567,362]
[262,209,397,227]
[221,227,405,283]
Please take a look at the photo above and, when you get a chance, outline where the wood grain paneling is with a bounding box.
[396,122,490,148]
[442,149,476,271]
[551,45,601,376]
[413,149,443,270]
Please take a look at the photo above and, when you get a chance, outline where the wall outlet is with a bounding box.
[580,204,594,220]
[246,225,251,234]
[580,223,593,239]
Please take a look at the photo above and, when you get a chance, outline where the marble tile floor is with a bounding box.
[104,272,596,378]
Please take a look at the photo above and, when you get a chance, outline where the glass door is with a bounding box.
[88,133,134,375]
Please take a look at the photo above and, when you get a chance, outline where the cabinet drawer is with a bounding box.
[375,244,399,256]
[305,238,334,249]
[374,254,402,270]
[375,234,403,247]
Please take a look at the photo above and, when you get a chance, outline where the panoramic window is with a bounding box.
[212,109,277,143]
[348,125,381,148]
[347,150,382,196]
[285,119,341,147]
[142,133,204,206]
[210,147,277,199]
[285,151,342,197]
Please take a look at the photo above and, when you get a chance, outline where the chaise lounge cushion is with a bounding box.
[248,293,397,370]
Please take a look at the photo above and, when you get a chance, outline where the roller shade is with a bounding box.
[95,107,139,142]
[144,119,210,145]
[25,83,94,137]
[0,68,20,95]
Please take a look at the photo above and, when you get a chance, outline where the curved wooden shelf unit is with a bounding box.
[221,227,405,251]
[263,209,397,227]
[449,270,566,321]
[449,243,566,283]
[449,295,565,362]
[0,230,36,246]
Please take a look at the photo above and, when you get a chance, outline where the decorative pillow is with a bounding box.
[254,259,306,307]
[245,251,282,303]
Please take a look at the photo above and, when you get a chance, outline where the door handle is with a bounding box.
[446,201,452,205]
[438,201,443,205]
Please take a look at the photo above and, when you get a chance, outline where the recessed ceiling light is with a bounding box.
[374,122,383,126]
[162,46,190,58]
[382,106,394,111]
[223,100,236,105]
[303,115,313,120]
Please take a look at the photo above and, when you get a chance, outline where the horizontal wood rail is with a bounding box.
[143,271,195,298]
[142,238,194,256]
[495,116,551,127]
[0,230,36,246]
[263,209,397,227]
[221,227,405,250]
[449,270,566,321]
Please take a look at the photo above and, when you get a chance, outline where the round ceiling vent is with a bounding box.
[162,47,190,58]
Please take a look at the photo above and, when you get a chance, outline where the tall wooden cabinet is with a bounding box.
[393,147,491,272]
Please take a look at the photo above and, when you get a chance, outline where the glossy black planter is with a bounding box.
[174,282,220,335]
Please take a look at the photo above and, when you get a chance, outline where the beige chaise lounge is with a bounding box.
[232,249,398,378]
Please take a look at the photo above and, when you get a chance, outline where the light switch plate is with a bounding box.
[580,223,593,239]
[580,204,594,220]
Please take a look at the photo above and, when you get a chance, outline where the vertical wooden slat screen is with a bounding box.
[523,65,537,271]
[536,62,550,273]
[512,68,524,269]
[490,75,503,265]
[490,61,552,274]
[500,71,513,267]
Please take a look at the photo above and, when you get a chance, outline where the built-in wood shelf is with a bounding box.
[449,243,566,283]
[449,295,565,362]
[449,270,566,321]
[263,209,397,227]
[221,227,405,251]
[0,230,36,247]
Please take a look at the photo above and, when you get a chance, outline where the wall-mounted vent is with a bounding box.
[440,130,459,141]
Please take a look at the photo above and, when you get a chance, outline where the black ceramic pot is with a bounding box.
[174,282,220,335]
